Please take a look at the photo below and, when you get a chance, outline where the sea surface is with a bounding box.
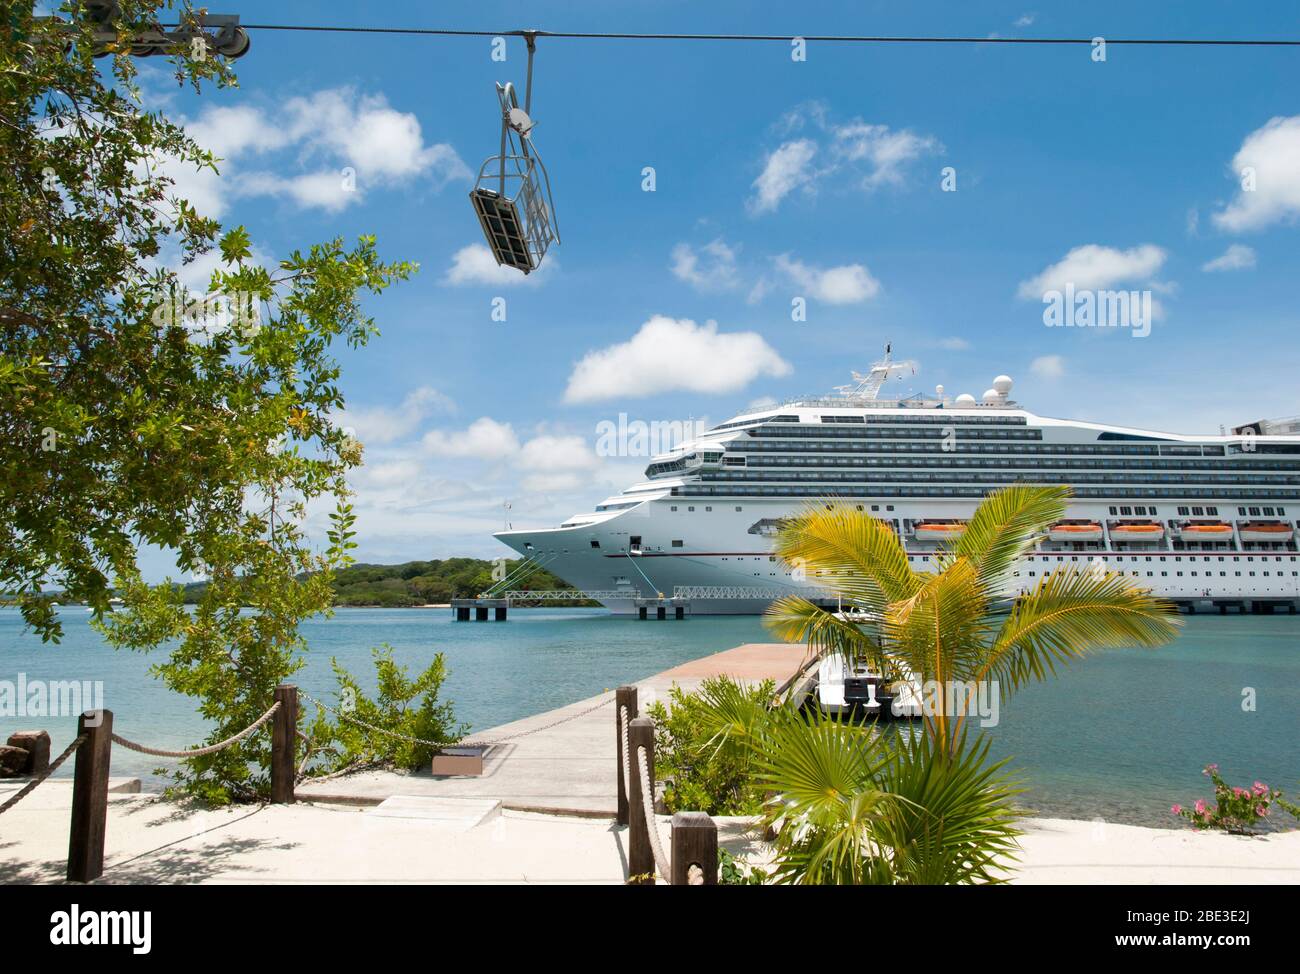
[2,606,1297,828]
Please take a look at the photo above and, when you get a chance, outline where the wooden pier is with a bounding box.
[296,642,817,814]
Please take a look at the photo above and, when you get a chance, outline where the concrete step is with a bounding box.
[367,795,502,830]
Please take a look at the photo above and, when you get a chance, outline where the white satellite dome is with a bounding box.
[992,375,1014,395]
[955,393,977,405]
[983,389,1001,403]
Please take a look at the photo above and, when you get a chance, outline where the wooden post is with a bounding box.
[627,716,656,885]
[671,811,718,885]
[614,685,638,826]
[67,709,112,883]
[271,684,297,804]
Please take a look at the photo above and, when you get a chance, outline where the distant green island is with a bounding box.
[4,558,596,610]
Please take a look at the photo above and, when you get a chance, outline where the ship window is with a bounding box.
[735,506,743,512]
[1192,506,1204,516]
[670,505,678,511]
[1120,506,1132,515]
[1109,506,1118,515]
[1178,506,1189,515]
[1249,507,1261,515]
[671,540,683,548]
[590,540,600,548]
[705,506,712,512]
[630,536,642,548]
[1264,506,1275,515]
[688,506,695,512]
[1239,507,1247,515]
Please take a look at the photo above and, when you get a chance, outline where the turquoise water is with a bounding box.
[2,607,1297,828]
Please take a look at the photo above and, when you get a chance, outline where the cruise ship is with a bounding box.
[494,353,1300,614]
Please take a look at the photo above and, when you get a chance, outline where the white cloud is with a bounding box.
[339,386,456,446]
[670,239,741,291]
[774,254,881,304]
[1016,244,1167,299]
[1202,243,1257,272]
[830,123,942,190]
[422,417,520,460]
[936,337,971,351]
[1030,354,1065,379]
[1014,13,1036,27]
[1213,115,1300,232]
[748,139,818,214]
[161,88,468,217]
[443,243,555,286]
[563,316,791,404]
[749,108,941,214]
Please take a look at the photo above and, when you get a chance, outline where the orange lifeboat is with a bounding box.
[1109,520,1165,543]
[1239,521,1294,543]
[1048,520,1103,543]
[913,520,967,542]
[1177,521,1234,541]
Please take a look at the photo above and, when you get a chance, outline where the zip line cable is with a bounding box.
[231,25,1300,47]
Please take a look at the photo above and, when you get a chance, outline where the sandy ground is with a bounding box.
[3,783,1297,884]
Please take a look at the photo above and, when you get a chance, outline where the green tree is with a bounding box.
[1,2,413,802]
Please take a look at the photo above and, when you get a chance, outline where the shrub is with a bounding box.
[1172,764,1300,834]
[644,677,775,816]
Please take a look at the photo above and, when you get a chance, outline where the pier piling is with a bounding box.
[627,716,656,885]
[67,709,112,883]
[670,812,718,885]
[271,684,297,804]
[614,685,638,826]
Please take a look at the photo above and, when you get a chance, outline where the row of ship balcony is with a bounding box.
[906,518,1296,550]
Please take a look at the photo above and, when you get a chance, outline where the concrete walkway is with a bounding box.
[4,783,1297,884]
[296,641,814,813]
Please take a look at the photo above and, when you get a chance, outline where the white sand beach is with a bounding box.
[2,783,1297,885]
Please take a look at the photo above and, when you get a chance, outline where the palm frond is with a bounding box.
[980,566,1181,700]
[763,595,881,664]
[771,501,918,611]
[871,730,1024,884]
[954,484,1071,591]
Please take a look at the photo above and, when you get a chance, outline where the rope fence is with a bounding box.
[110,701,281,758]
[299,688,612,750]
[614,685,719,886]
[0,733,86,816]
[0,685,298,883]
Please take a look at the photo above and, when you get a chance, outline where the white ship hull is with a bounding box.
[492,358,1300,614]
[495,494,1300,614]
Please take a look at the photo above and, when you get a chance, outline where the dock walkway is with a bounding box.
[295,642,814,814]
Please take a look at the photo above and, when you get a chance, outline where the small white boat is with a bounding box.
[1048,519,1104,543]
[1109,521,1165,543]
[815,654,923,720]
[1176,521,1234,541]
[913,520,966,543]
[1238,521,1294,543]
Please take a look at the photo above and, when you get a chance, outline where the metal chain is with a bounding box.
[0,733,87,816]
[110,702,280,758]
[636,744,671,881]
[619,705,630,796]
[301,689,612,750]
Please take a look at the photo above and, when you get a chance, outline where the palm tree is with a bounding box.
[765,484,1182,755]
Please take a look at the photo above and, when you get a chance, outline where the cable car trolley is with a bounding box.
[470,31,560,275]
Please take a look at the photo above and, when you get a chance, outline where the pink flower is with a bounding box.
[1253,782,1268,795]
[1204,764,1219,775]
[1194,799,1207,814]
[1256,805,1268,817]
[1233,787,1247,798]
[1171,804,1183,815]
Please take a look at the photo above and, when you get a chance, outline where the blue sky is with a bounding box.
[119,1,1300,567]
